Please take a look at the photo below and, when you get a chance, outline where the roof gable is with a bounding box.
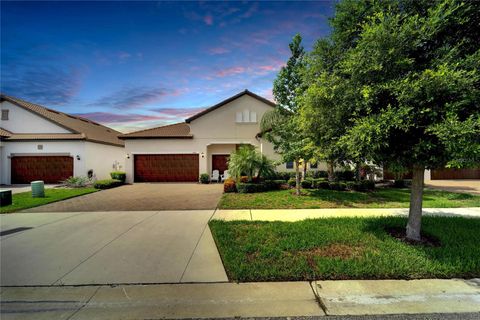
[185,89,275,123]
[0,94,124,146]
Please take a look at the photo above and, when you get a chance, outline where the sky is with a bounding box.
[1,1,334,132]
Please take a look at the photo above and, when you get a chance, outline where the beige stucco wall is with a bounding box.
[85,142,125,180]
[0,101,71,134]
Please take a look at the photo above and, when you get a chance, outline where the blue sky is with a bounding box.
[1,1,334,132]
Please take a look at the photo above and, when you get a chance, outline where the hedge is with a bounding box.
[94,179,123,189]
[110,171,126,182]
[237,182,265,193]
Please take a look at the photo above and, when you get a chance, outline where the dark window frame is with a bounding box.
[286,161,294,169]
[1,109,9,120]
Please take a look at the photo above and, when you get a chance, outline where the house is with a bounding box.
[0,94,125,185]
[120,90,318,183]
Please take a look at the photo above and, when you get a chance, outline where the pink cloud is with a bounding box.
[208,47,230,55]
[74,112,170,124]
[215,66,246,77]
[203,15,213,25]
[150,107,206,118]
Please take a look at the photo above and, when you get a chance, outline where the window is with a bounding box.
[286,162,294,169]
[1,110,9,120]
[250,111,257,122]
[235,109,257,123]
[310,162,318,169]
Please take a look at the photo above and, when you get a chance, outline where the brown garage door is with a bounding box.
[11,156,73,184]
[431,167,480,180]
[134,154,199,182]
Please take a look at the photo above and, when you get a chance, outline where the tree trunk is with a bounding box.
[355,162,361,181]
[295,159,301,196]
[327,161,335,182]
[406,164,425,241]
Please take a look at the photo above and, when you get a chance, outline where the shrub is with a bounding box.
[237,182,265,193]
[316,170,328,178]
[263,180,284,191]
[336,169,355,181]
[271,171,292,181]
[312,178,327,188]
[94,179,122,189]
[350,180,376,192]
[393,179,407,188]
[317,180,330,189]
[240,176,261,183]
[110,171,126,183]
[199,173,210,184]
[329,182,347,191]
[223,178,237,193]
[346,181,356,191]
[301,178,314,189]
[62,176,93,188]
[362,180,375,190]
[288,178,297,187]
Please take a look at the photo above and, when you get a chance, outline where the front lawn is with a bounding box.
[0,188,98,213]
[218,188,480,209]
[210,216,480,281]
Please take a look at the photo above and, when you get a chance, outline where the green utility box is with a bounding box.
[31,181,45,198]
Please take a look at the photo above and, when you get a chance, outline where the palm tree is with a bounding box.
[228,145,274,182]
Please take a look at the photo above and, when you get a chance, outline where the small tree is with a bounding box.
[261,34,311,195]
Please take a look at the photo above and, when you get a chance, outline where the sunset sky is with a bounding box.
[1,1,334,132]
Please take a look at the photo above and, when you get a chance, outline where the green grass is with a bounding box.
[210,216,480,281]
[1,188,98,213]
[219,187,480,209]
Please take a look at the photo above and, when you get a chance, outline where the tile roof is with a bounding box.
[0,127,12,137]
[0,94,124,146]
[185,89,275,123]
[119,122,192,139]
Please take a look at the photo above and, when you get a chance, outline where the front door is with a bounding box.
[212,154,229,174]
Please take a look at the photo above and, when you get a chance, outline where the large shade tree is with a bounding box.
[337,0,480,240]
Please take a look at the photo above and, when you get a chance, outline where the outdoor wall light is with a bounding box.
[201,152,205,158]
[76,155,81,160]
[126,154,130,159]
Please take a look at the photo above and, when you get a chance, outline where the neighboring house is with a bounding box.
[0,94,125,185]
[120,90,310,183]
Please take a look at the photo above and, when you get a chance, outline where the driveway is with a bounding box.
[426,180,480,195]
[22,183,224,212]
[0,210,227,285]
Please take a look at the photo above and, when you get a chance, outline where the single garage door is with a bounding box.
[134,154,199,182]
[11,156,73,184]
[431,167,480,180]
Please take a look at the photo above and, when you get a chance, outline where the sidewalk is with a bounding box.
[1,279,479,319]
[212,207,480,221]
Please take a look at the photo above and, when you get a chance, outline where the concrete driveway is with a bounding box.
[22,183,224,212]
[426,179,480,195]
[0,210,227,286]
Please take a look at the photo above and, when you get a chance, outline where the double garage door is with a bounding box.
[11,156,73,184]
[134,154,199,182]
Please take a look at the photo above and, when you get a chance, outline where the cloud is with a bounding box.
[74,112,169,124]
[215,66,246,77]
[0,65,84,106]
[203,15,213,25]
[208,47,230,55]
[150,107,206,118]
[88,86,178,109]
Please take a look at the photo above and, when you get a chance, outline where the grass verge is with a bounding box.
[209,216,480,281]
[1,188,98,213]
[218,188,480,209]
